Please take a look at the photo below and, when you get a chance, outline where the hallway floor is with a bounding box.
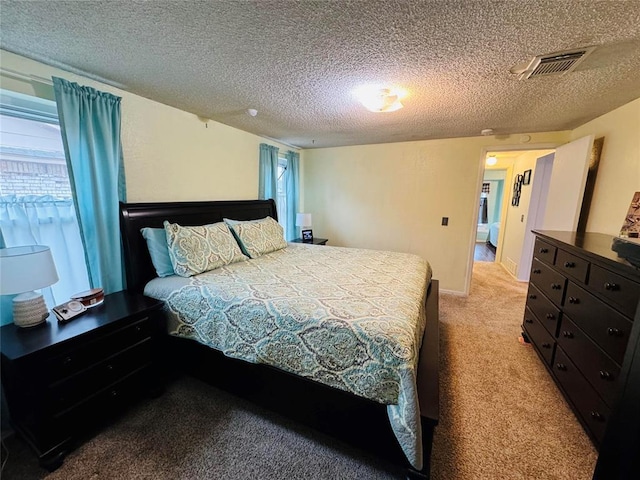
[474,242,496,262]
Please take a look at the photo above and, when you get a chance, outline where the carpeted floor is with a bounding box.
[1,262,598,479]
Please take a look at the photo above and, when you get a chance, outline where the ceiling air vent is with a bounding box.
[518,47,595,80]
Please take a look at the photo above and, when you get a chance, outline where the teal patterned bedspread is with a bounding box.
[144,243,432,469]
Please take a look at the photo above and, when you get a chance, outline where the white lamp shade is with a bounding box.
[0,245,59,295]
[296,213,312,227]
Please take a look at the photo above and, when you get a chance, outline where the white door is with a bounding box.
[517,135,594,281]
[541,135,594,230]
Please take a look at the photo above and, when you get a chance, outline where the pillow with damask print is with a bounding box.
[163,221,247,277]
[226,216,287,259]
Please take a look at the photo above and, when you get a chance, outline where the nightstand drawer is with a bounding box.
[523,307,555,365]
[47,339,153,415]
[564,281,631,365]
[526,284,561,337]
[530,258,566,306]
[588,264,640,318]
[47,316,153,382]
[557,316,621,407]
[555,249,589,284]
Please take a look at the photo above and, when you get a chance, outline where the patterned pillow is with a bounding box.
[227,216,287,258]
[163,221,247,277]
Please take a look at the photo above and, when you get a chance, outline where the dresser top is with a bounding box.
[533,230,640,279]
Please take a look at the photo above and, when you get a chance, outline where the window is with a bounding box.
[276,157,288,238]
[0,89,90,311]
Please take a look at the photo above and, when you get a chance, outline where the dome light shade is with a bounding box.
[486,155,498,166]
[354,86,406,113]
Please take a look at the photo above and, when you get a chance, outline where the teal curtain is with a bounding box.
[53,77,126,294]
[258,143,279,201]
[284,150,300,241]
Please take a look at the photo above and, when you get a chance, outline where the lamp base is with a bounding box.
[13,291,49,328]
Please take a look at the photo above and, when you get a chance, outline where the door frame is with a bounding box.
[464,143,563,295]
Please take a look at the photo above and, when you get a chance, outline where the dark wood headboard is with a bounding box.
[119,199,277,293]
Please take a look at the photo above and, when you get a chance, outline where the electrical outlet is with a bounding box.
[442,217,449,226]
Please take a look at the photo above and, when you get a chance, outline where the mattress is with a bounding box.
[144,242,432,469]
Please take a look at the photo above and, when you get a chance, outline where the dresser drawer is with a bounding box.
[47,316,153,382]
[553,347,610,445]
[557,316,621,407]
[47,339,153,415]
[523,307,555,365]
[526,284,561,337]
[555,249,589,284]
[530,258,567,306]
[564,281,632,365]
[589,264,640,319]
[534,238,557,265]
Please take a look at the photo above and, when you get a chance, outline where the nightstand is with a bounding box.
[291,237,328,245]
[0,291,165,471]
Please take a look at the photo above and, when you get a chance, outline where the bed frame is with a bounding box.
[119,199,439,479]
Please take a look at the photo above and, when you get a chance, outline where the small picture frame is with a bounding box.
[523,169,532,185]
[301,229,313,242]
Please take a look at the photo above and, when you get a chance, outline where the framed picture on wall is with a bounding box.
[523,169,532,185]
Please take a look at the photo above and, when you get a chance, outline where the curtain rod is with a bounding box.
[0,67,53,86]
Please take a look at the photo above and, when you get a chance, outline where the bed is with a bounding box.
[119,199,439,479]
[488,222,500,248]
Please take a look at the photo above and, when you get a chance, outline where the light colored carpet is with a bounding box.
[431,261,597,479]
[2,261,598,479]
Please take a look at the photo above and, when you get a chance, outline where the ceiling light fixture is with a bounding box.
[354,86,406,113]
[486,155,498,166]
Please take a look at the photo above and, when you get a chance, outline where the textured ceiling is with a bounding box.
[1,1,639,149]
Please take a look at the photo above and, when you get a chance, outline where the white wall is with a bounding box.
[303,135,569,293]
[570,97,640,236]
[0,50,298,202]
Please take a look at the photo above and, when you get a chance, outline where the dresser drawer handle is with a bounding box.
[539,248,548,254]
[542,342,552,349]
[607,327,623,337]
[604,282,619,291]
[546,313,555,320]
[528,294,537,300]
[106,364,114,372]
[599,370,612,380]
[556,363,567,371]
[590,411,605,422]
[551,283,562,290]
[525,318,533,324]
[567,297,579,304]
[564,261,575,268]
[562,331,574,338]
[110,389,119,398]
[532,269,541,274]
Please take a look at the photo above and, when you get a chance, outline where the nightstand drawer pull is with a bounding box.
[564,262,575,268]
[562,331,574,338]
[604,282,619,291]
[567,297,579,304]
[528,294,537,300]
[546,313,555,320]
[542,342,552,349]
[551,283,562,290]
[599,370,612,380]
[539,248,548,254]
[556,363,567,371]
[110,389,119,398]
[590,411,605,421]
[525,318,533,324]
[533,269,541,274]
[607,327,623,337]
[63,356,73,366]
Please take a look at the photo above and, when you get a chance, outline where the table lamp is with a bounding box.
[0,245,59,328]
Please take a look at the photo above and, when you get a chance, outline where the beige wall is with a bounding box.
[0,50,297,202]
[570,97,640,236]
[303,134,569,293]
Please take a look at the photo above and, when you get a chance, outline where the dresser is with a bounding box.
[0,291,165,470]
[522,230,640,448]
